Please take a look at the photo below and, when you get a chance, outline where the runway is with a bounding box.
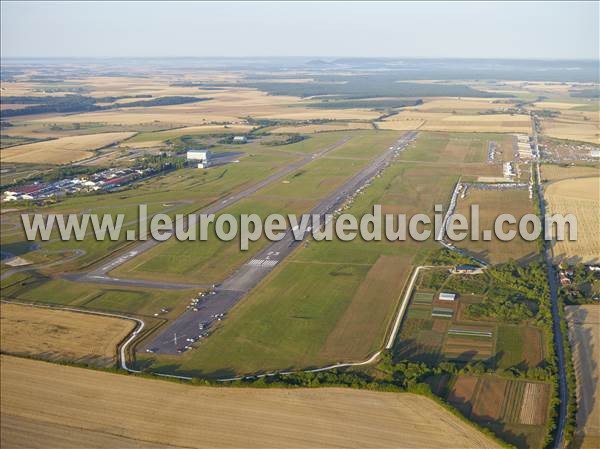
[145,131,418,354]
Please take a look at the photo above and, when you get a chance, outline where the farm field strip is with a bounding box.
[447,328,493,338]
[0,355,504,449]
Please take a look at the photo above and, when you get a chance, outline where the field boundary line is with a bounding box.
[385,265,433,350]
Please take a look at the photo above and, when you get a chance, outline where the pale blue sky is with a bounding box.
[1,1,598,59]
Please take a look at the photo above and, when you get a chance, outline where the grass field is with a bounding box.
[545,176,600,263]
[454,188,538,264]
[566,305,600,449]
[0,303,134,366]
[447,374,551,449]
[0,355,503,449]
[0,131,135,164]
[0,274,196,320]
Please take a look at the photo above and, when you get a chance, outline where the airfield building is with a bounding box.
[187,150,211,168]
[439,292,457,301]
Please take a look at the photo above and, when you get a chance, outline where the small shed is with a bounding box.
[439,292,457,301]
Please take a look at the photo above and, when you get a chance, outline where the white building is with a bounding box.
[187,150,211,168]
[439,292,457,301]
[187,150,210,162]
[233,136,247,143]
[503,162,515,178]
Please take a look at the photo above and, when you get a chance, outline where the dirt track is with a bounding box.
[1,355,502,449]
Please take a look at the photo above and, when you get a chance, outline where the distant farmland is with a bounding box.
[1,356,503,449]
[0,131,135,164]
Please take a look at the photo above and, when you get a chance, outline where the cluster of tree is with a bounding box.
[239,74,513,99]
[1,95,209,117]
[467,293,533,323]
[560,264,600,304]
[444,273,488,295]
[419,269,449,290]
[534,109,561,118]
[36,166,97,184]
[137,154,187,171]
[261,135,307,146]
[217,135,251,144]
[465,262,550,323]
[557,296,578,446]
[426,248,475,266]
[570,88,600,98]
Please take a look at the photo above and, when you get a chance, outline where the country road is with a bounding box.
[532,113,567,449]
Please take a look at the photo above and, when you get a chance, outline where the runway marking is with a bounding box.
[248,259,279,267]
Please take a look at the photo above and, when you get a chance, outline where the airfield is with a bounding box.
[1,61,599,449]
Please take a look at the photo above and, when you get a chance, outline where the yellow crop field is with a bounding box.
[416,97,513,113]
[454,188,538,264]
[376,119,425,130]
[0,131,135,164]
[545,177,600,263]
[382,111,531,133]
[532,101,586,110]
[541,164,600,182]
[0,355,503,449]
[540,117,599,144]
[566,306,600,449]
[0,303,134,366]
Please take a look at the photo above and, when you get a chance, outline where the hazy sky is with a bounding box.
[2,1,598,59]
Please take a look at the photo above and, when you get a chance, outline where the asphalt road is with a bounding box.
[532,113,567,449]
[66,138,352,289]
[145,131,418,355]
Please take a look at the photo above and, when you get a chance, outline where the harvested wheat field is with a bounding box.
[545,177,600,263]
[566,306,600,449]
[541,164,600,182]
[454,188,538,264]
[0,132,135,164]
[381,111,531,133]
[0,303,134,367]
[416,98,513,113]
[540,117,600,145]
[376,119,425,131]
[0,356,503,449]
